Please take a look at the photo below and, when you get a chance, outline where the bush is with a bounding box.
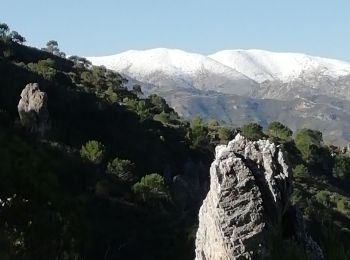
[294,128,322,162]
[27,58,57,80]
[190,116,208,147]
[332,155,350,180]
[266,121,293,142]
[9,31,26,44]
[148,94,170,113]
[293,164,309,178]
[240,122,264,141]
[105,87,118,104]
[153,111,170,124]
[218,127,232,142]
[132,173,169,202]
[337,199,346,213]
[106,158,136,183]
[0,23,10,38]
[80,140,104,164]
[315,190,331,208]
[42,40,65,57]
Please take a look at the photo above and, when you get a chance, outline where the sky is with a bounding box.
[1,0,350,61]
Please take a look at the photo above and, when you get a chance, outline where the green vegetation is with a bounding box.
[333,155,350,180]
[132,173,169,202]
[241,121,350,259]
[266,121,293,142]
[80,140,105,164]
[42,40,66,58]
[107,157,136,183]
[240,122,265,140]
[295,128,323,162]
[27,58,57,80]
[0,23,214,259]
[293,164,309,178]
[1,22,350,260]
[190,115,208,147]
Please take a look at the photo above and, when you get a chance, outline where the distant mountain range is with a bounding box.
[88,49,350,145]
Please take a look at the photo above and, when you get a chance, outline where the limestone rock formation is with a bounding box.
[18,83,50,135]
[195,134,296,259]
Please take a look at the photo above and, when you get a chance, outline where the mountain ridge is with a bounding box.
[210,49,350,83]
[88,48,350,85]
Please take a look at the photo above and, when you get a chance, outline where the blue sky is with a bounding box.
[1,0,350,61]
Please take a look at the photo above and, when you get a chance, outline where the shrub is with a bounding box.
[266,121,293,142]
[240,122,264,141]
[294,128,322,162]
[190,116,208,146]
[337,199,346,213]
[218,127,232,142]
[332,155,350,180]
[80,140,105,164]
[27,59,57,80]
[148,94,170,113]
[9,31,26,44]
[293,164,309,178]
[0,23,10,38]
[153,111,170,124]
[105,87,118,104]
[315,190,331,208]
[107,158,136,183]
[132,173,169,202]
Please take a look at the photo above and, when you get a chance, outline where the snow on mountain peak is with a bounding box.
[89,48,248,80]
[209,49,350,83]
[87,48,350,96]
[88,48,257,95]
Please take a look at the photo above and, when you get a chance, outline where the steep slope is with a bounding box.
[88,48,258,96]
[209,49,350,83]
[1,39,213,260]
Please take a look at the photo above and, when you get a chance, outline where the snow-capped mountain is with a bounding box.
[87,48,350,145]
[88,48,350,99]
[209,49,350,83]
[88,48,258,96]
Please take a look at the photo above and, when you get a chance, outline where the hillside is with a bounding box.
[1,25,350,260]
[0,29,216,260]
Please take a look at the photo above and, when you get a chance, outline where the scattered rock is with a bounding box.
[18,83,50,135]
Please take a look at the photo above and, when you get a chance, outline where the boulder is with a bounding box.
[18,83,50,135]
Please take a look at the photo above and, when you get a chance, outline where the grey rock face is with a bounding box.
[195,134,292,260]
[18,83,50,135]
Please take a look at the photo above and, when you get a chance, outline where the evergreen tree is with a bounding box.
[266,121,293,142]
[80,140,105,164]
[241,122,264,141]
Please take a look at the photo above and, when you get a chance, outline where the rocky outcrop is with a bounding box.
[195,134,314,259]
[18,83,50,135]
